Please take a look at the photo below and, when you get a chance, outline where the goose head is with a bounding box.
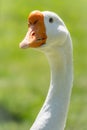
[19,10,69,51]
[19,11,73,130]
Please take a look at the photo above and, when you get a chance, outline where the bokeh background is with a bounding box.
[0,0,87,130]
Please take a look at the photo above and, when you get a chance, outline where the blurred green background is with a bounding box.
[0,0,87,130]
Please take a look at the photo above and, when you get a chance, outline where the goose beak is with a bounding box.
[19,10,47,49]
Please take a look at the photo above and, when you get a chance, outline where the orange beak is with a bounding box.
[19,10,47,48]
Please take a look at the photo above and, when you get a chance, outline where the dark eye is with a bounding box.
[49,17,54,23]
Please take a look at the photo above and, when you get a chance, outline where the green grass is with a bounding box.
[0,0,87,130]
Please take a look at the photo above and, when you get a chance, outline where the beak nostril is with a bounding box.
[31,32,35,36]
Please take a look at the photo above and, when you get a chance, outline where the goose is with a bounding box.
[19,10,73,130]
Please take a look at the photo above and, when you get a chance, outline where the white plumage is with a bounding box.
[20,10,73,130]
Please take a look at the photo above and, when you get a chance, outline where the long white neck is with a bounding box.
[30,37,73,130]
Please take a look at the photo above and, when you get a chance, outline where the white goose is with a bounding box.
[20,10,73,130]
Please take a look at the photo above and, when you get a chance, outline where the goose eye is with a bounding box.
[49,17,53,23]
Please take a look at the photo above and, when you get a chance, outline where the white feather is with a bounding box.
[30,11,73,130]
